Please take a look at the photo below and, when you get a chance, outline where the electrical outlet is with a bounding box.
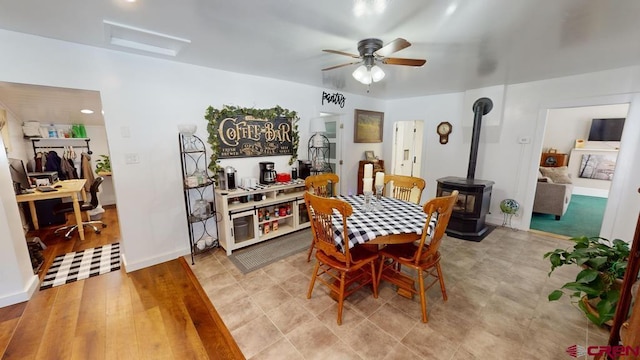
[125,153,139,164]
[517,136,531,144]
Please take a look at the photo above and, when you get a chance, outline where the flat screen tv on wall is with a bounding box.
[587,118,625,141]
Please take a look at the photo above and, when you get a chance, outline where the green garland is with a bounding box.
[204,105,300,174]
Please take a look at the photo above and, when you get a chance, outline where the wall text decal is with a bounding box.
[322,91,346,108]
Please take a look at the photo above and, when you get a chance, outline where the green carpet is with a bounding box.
[530,194,607,238]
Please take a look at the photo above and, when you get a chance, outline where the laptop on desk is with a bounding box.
[35,186,58,192]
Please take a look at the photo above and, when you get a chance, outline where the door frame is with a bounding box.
[523,93,639,241]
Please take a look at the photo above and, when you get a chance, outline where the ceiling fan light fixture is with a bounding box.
[370,65,385,82]
[352,65,370,84]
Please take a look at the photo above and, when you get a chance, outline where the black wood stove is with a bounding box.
[437,98,495,241]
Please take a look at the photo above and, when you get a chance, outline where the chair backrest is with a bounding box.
[383,174,426,204]
[410,190,458,265]
[88,176,104,208]
[305,173,339,197]
[304,191,353,265]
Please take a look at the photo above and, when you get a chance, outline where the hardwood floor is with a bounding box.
[0,206,243,359]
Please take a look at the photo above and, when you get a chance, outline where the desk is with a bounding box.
[16,179,88,240]
[333,195,427,250]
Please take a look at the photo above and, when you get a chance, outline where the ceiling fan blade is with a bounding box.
[374,38,411,57]
[381,57,426,67]
[322,61,362,71]
[322,49,361,58]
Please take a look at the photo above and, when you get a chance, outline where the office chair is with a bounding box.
[53,176,107,239]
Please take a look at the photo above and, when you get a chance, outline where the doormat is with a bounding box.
[228,229,311,274]
[40,242,121,290]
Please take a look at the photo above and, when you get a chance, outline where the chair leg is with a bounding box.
[376,255,385,289]
[64,226,79,239]
[418,270,428,323]
[306,238,315,262]
[337,272,346,325]
[307,261,320,299]
[370,261,378,298]
[436,262,447,301]
[54,225,74,234]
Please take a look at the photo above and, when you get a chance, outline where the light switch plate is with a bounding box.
[125,153,139,164]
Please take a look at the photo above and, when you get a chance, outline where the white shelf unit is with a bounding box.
[215,180,310,255]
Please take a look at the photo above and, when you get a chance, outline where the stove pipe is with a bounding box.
[467,97,493,180]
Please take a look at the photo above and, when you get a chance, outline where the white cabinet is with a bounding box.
[215,180,309,255]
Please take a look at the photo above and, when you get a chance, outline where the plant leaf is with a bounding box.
[576,268,599,284]
[562,282,602,296]
[585,257,607,270]
[578,299,604,326]
[548,290,563,301]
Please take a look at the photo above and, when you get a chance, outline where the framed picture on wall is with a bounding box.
[354,109,384,143]
[364,150,375,161]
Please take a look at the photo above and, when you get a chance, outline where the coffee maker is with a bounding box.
[217,166,237,190]
[259,162,277,184]
[298,160,312,180]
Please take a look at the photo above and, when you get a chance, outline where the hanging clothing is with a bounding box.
[34,152,44,172]
[44,151,65,180]
[80,153,95,192]
[60,157,78,180]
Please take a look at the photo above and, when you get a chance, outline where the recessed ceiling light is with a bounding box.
[126,0,136,2]
[81,109,94,114]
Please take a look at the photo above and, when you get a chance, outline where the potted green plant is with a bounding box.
[95,155,111,174]
[544,236,629,326]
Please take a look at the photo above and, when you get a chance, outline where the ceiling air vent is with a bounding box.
[103,20,190,57]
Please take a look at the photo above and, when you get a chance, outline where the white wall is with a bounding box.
[0,134,39,307]
[387,69,640,244]
[384,92,467,204]
[0,29,385,304]
[545,104,629,197]
[543,104,628,154]
[2,29,640,306]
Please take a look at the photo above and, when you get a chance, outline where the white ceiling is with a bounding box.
[1,0,640,124]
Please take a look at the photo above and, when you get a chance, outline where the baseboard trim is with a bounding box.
[121,248,190,273]
[573,187,609,198]
[0,274,39,307]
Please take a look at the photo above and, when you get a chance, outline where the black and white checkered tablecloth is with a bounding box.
[332,195,430,251]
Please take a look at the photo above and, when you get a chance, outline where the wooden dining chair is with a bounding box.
[376,190,458,323]
[305,173,339,197]
[383,174,426,204]
[304,192,378,325]
[304,173,339,261]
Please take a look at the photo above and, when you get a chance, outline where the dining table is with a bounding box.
[327,194,437,299]
[332,194,434,250]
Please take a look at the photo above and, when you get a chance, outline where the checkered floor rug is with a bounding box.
[40,243,121,290]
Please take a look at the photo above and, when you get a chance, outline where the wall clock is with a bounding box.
[437,121,452,144]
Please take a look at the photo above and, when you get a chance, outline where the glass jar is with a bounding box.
[193,199,209,219]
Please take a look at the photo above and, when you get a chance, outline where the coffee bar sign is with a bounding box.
[217,115,293,158]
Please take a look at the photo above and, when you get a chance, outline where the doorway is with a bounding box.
[391,120,423,177]
[530,103,629,238]
[0,81,122,276]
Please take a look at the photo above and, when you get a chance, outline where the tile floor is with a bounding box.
[189,227,609,360]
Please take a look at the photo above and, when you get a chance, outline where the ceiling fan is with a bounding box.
[322,38,426,85]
